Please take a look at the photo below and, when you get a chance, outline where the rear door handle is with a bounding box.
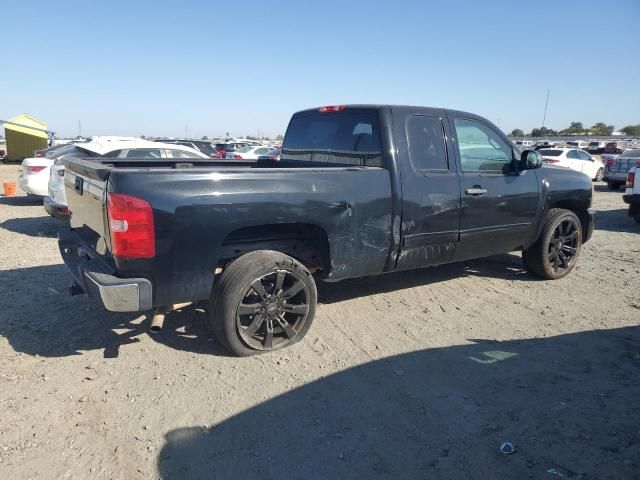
[465,187,488,196]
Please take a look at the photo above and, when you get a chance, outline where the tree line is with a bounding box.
[510,123,640,138]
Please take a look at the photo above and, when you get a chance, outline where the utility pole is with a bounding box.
[542,89,550,128]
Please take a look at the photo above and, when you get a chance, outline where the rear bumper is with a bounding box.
[584,208,596,243]
[603,172,627,182]
[43,196,69,218]
[58,229,152,312]
[18,174,48,196]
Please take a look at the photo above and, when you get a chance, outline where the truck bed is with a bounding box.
[62,156,394,307]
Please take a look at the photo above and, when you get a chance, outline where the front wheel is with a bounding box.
[594,168,604,181]
[209,250,317,356]
[523,209,582,280]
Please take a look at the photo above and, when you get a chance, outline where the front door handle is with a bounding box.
[465,187,488,196]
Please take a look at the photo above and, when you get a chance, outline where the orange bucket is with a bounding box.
[3,182,17,197]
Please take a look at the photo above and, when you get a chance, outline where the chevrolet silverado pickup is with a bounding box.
[59,105,596,355]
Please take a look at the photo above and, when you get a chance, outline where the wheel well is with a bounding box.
[549,200,589,240]
[218,223,330,276]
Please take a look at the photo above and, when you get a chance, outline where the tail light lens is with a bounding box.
[25,165,46,174]
[34,150,45,157]
[627,171,636,188]
[233,154,243,159]
[107,193,155,258]
[605,159,614,167]
[543,158,560,163]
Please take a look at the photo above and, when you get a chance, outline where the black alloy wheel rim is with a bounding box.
[547,218,579,274]
[236,270,310,350]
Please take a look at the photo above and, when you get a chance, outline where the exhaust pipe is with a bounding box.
[149,309,165,333]
[149,303,192,333]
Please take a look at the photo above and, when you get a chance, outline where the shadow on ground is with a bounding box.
[0,215,63,237]
[0,264,229,358]
[0,253,539,359]
[0,195,43,206]
[158,326,640,479]
[594,208,639,234]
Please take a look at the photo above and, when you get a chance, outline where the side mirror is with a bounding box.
[520,150,543,170]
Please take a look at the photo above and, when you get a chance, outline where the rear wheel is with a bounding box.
[523,209,582,280]
[594,168,604,181]
[209,250,317,356]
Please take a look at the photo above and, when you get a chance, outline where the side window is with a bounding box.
[454,119,512,172]
[103,150,121,158]
[166,149,201,159]
[567,150,580,159]
[406,115,448,171]
[124,149,163,158]
[578,151,591,161]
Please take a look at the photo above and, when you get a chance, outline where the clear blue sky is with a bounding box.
[2,0,639,138]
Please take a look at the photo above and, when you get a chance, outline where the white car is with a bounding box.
[566,140,590,150]
[44,137,208,217]
[538,147,605,181]
[18,143,83,196]
[225,145,277,160]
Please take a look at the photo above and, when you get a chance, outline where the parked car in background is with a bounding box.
[566,140,590,151]
[623,165,640,224]
[153,139,219,158]
[603,149,640,190]
[604,141,624,154]
[514,140,534,149]
[18,143,92,197]
[588,141,606,154]
[45,137,208,218]
[257,148,281,161]
[534,141,561,151]
[225,145,276,160]
[214,141,260,158]
[539,147,605,181]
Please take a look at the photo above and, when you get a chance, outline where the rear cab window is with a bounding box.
[281,107,382,167]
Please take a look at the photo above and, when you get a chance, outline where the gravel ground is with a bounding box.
[0,163,639,479]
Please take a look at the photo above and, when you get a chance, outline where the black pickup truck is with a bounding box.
[59,105,595,355]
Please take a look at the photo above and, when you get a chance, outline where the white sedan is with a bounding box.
[538,147,605,181]
[225,145,273,160]
[44,137,208,217]
[17,144,81,196]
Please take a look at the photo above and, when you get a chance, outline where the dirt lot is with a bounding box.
[0,163,639,479]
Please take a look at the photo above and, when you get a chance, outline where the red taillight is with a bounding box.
[627,171,636,188]
[25,165,46,174]
[107,193,155,259]
[34,150,45,157]
[319,105,346,113]
[543,158,560,163]
[233,154,243,159]
[606,159,615,167]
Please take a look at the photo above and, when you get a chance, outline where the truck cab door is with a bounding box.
[450,116,540,260]
[394,111,461,270]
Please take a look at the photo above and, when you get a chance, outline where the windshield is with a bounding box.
[538,149,563,156]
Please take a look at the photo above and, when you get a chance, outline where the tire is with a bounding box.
[594,168,604,182]
[607,182,621,190]
[522,208,582,280]
[209,250,317,356]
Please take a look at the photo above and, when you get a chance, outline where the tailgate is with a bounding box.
[64,158,111,253]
